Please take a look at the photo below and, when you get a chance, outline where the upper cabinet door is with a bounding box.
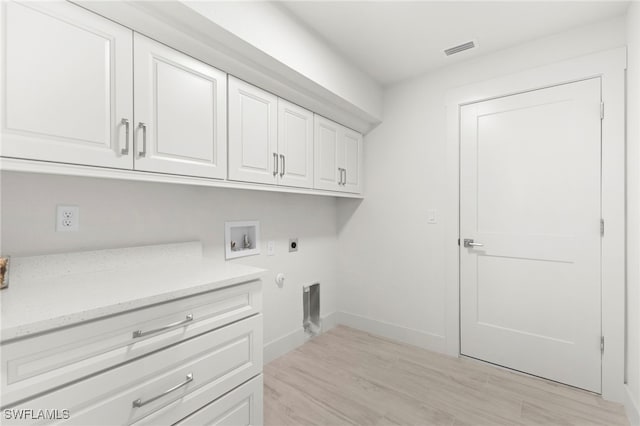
[314,115,363,194]
[340,128,363,194]
[277,99,313,189]
[133,34,227,179]
[313,115,340,191]
[228,77,278,185]
[1,1,133,169]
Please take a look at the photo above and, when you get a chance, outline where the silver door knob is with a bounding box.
[464,239,484,247]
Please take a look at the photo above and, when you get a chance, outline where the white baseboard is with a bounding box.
[321,311,338,332]
[263,327,307,365]
[624,385,640,426]
[335,311,447,353]
[263,312,339,365]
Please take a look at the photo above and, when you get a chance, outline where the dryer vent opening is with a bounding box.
[303,283,321,336]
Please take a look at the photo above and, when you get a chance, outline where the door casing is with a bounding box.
[445,47,626,403]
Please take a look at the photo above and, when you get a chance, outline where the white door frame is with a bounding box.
[444,47,626,403]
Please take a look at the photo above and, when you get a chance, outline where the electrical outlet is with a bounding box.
[56,205,79,232]
[267,240,275,256]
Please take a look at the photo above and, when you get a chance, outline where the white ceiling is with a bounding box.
[278,1,629,85]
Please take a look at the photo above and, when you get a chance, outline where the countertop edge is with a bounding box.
[1,269,266,343]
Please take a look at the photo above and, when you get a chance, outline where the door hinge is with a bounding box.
[600,218,605,236]
[457,238,460,246]
[601,336,605,354]
[600,102,604,120]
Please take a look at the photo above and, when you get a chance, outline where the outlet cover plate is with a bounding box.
[56,205,79,232]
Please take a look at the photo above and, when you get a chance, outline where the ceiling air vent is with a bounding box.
[444,41,476,56]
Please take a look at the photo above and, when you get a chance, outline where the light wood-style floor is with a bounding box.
[264,326,629,426]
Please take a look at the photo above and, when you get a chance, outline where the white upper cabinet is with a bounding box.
[1,1,133,169]
[277,99,314,189]
[228,77,278,185]
[314,115,363,194]
[0,1,363,198]
[341,127,363,194]
[133,34,227,179]
[314,115,341,190]
[228,78,315,189]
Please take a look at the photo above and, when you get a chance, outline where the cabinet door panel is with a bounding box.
[342,128,363,194]
[1,1,133,168]
[228,77,278,185]
[134,34,226,179]
[277,99,313,189]
[313,115,340,191]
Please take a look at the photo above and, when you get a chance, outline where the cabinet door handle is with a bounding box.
[138,122,147,157]
[132,314,193,339]
[338,168,346,185]
[338,168,343,185]
[280,154,285,177]
[273,152,278,177]
[120,118,130,155]
[132,373,193,408]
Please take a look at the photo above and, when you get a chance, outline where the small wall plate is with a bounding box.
[289,238,298,252]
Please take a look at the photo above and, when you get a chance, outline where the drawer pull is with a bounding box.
[132,373,193,408]
[132,314,194,338]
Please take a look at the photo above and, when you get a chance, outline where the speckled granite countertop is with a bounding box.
[0,242,265,342]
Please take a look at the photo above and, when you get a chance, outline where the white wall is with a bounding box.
[337,17,626,350]
[0,172,338,356]
[180,1,383,122]
[626,1,640,420]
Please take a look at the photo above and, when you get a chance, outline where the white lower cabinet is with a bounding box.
[1,287,263,425]
[173,375,263,426]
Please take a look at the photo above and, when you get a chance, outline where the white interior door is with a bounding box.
[1,1,133,169]
[133,34,227,179]
[228,77,278,185]
[460,78,602,393]
[277,99,313,189]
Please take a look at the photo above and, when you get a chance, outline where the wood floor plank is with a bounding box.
[264,326,629,426]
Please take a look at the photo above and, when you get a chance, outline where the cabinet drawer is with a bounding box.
[4,315,262,425]
[173,375,263,426]
[2,281,261,407]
